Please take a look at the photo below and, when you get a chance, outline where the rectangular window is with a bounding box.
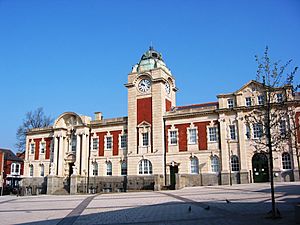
[258,95,264,105]
[245,124,251,139]
[106,136,112,149]
[227,98,234,108]
[209,127,217,142]
[245,97,252,107]
[229,125,236,140]
[253,123,263,138]
[279,120,286,136]
[120,135,127,149]
[40,143,45,154]
[277,93,283,103]
[142,132,149,146]
[30,143,35,154]
[169,130,177,145]
[92,138,98,151]
[189,128,197,144]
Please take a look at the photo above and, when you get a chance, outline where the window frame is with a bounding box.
[169,130,178,145]
[279,120,287,137]
[105,136,113,150]
[138,159,152,175]
[92,162,98,176]
[227,98,234,108]
[92,138,99,151]
[190,157,199,174]
[40,164,44,177]
[277,93,283,103]
[106,161,112,176]
[121,161,127,176]
[29,165,34,177]
[282,152,292,170]
[245,97,252,107]
[229,125,236,140]
[231,155,240,172]
[142,132,149,147]
[40,142,46,154]
[11,163,21,175]
[188,128,197,145]
[253,123,263,139]
[120,134,127,149]
[211,156,219,173]
[208,127,218,142]
[30,143,35,154]
[257,95,264,105]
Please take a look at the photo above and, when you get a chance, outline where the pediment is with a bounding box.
[53,112,83,129]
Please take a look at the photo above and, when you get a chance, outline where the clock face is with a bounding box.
[165,81,170,94]
[138,79,151,93]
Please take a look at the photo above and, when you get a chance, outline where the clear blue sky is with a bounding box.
[0,0,299,151]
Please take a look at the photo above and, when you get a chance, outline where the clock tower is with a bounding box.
[125,47,177,176]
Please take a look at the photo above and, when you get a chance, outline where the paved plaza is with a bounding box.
[0,182,299,225]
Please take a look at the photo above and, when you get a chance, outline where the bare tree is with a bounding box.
[245,46,298,218]
[16,107,53,152]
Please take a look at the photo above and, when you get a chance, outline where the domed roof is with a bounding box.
[131,47,171,74]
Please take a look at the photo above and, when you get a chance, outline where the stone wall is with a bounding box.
[21,177,47,195]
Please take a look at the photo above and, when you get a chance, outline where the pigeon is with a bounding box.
[226,199,231,203]
[188,206,192,212]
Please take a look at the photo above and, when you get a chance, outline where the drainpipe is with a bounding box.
[163,118,167,186]
[87,125,91,194]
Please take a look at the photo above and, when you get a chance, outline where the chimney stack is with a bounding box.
[94,112,103,120]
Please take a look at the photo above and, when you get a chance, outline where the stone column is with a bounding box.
[219,116,230,185]
[237,113,249,184]
[81,133,87,176]
[53,136,58,175]
[75,133,81,175]
[58,135,65,176]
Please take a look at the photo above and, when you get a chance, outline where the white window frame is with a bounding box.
[188,128,197,145]
[257,95,264,105]
[282,153,292,170]
[92,138,99,151]
[211,156,219,173]
[40,142,45,154]
[279,120,287,136]
[253,123,263,139]
[121,161,127,176]
[245,97,252,107]
[29,165,34,177]
[120,134,127,149]
[92,162,98,176]
[11,163,21,175]
[208,127,218,142]
[142,132,149,147]
[138,159,152,175]
[105,136,113,150]
[40,164,44,177]
[245,124,251,139]
[190,157,199,174]
[227,98,234,108]
[30,143,35,154]
[169,130,178,145]
[231,155,240,172]
[229,125,236,140]
[277,93,283,103]
[106,161,112,176]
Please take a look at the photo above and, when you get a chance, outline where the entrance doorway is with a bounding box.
[65,162,74,193]
[252,153,269,183]
[170,165,178,190]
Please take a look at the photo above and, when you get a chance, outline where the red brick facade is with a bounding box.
[175,123,190,151]
[34,138,42,160]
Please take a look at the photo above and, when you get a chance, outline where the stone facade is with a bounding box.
[22,47,300,194]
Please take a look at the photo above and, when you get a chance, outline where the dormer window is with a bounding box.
[245,97,252,107]
[257,95,264,105]
[277,93,283,103]
[227,99,234,108]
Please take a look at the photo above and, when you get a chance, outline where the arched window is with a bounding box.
[190,157,199,174]
[211,156,219,173]
[40,164,44,177]
[121,161,127,176]
[71,134,77,152]
[106,161,112,176]
[282,153,292,170]
[92,162,98,176]
[29,165,34,177]
[231,155,240,172]
[138,159,152,175]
